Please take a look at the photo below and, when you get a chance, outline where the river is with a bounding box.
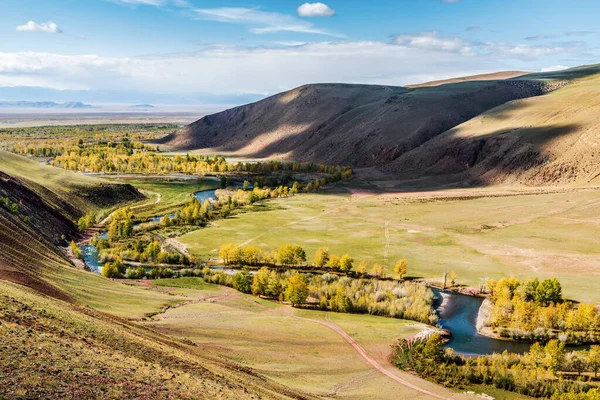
[81,186,219,274]
[432,288,532,356]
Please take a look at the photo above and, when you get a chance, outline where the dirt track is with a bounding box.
[292,314,451,399]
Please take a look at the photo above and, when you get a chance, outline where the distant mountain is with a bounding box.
[0,101,93,109]
[131,104,155,109]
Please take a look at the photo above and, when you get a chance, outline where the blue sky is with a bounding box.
[1,0,599,104]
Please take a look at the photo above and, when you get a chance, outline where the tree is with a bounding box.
[252,267,270,296]
[243,180,250,191]
[544,339,566,373]
[285,273,309,307]
[102,262,122,278]
[371,264,384,278]
[313,247,330,268]
[588,345,600,377]
[70,240,83,260]
[535,278,562,305]
[422,334,445,362]
[394,259,407,279]
[277,244,306,267]
[327,254,341,269]
[355,261,368,277]
[219,243,236,264]
[233,268,252,294]
[266,271,283,300]
[339,254,354,273]
[443,270,456,289]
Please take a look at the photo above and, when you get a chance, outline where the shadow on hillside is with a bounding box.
[378,123,582,192]
[155,79,572,172]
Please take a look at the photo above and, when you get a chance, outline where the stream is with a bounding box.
[81,186,219,274]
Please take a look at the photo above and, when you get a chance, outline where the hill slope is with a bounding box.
[161,65,600,186]
[387,66,600,186]
[159,73,564,168]
[0,154,317,400]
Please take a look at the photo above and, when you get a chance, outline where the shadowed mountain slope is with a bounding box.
[159,73,565,168]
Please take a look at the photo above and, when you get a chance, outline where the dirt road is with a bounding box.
[292,314,451,399]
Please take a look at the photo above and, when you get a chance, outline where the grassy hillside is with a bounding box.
[0,150,142,220]
[0,155,319,399]
[388,65,600,186]
[159,79,558,168]
[160,64,600,187]
[0,280,317,399]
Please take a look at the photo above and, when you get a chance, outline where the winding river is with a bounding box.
[81,186,219,274]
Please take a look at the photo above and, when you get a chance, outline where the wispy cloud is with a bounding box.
[565,31,595,37]
[193,7,342,37]
[109,0,188,6]
[466,26,481,32]
[16,21,62,34]
[524,34,555,41]
[0,33,587,97]
[394,31,585,60]
[297,3,336,18]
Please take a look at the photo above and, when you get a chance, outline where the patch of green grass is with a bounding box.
[145,285,451,399]
[118,178,219,219]
[152,277,216,291]
[180,189,600,303]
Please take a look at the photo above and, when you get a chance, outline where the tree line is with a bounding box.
[483,277,600,344]
[219,243,408,279]
[392,334,600,399]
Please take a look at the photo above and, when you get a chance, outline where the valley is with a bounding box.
[2,64,600,400]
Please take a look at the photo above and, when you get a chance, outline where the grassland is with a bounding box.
[144,279,465,399]
[115,177,219,219]
[179,185,600,303]
[0,279,319,400]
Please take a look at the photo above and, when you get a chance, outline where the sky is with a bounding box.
[1,0,599,104]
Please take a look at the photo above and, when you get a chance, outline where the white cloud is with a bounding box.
[108,0,189,7]
[525,34,555,41]
[0,36,586,97]
[565,31,594,37]
[541,65,569,72]
[394,31,584,60]
[297,3,335,18]
[16,21,62,34]
[395,31,474,55]
[193,7,341,36]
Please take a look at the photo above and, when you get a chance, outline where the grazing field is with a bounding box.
[112,177,220,219]
[179,185,600,303]
[144,280,465,399]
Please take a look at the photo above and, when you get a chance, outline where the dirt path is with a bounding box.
[292,314,451,399]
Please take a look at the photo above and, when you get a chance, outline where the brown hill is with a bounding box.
[406,71,528,88]
[159,79,562,168]
[387,65,600,186]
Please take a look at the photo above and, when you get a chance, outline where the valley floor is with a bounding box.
[136,279,468,399]
[178,177,600,303]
